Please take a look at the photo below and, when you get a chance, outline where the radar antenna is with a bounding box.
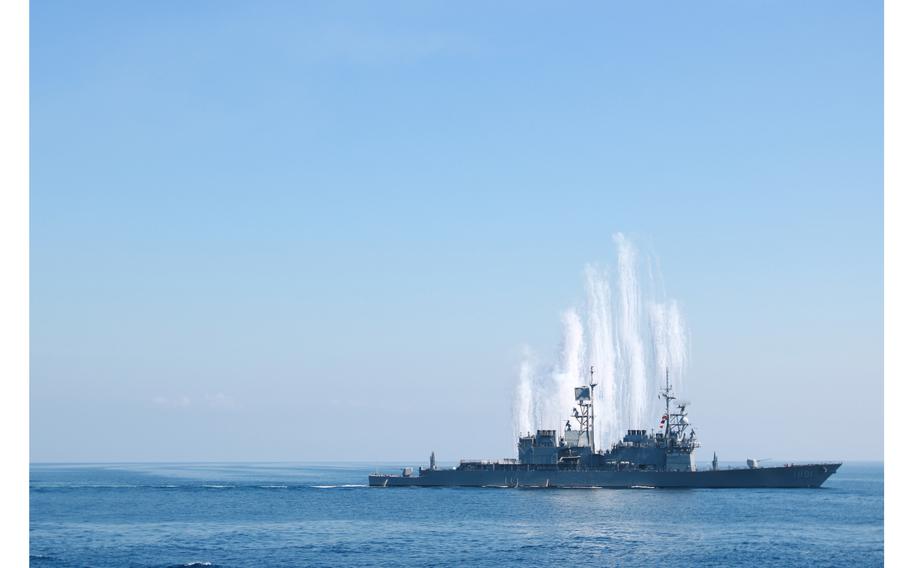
[571,366,598,452]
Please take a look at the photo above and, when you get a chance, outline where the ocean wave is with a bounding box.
[32,483,140,489]
[33,482,376,491]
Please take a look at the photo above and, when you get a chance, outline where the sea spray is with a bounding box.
[546,309,585,434]
[512,233,689,450]
[584,264,617,449]
[513,347,537,440]
[648,300,689,394]
[615,233,648,432]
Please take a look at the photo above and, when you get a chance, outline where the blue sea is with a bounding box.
[30,462,883,567]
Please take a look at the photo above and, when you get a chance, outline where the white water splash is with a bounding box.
[512,347,537,440]
[550,309,585,432]
[513,233,690,450]
[648,300,688,385]
[615,233,648,431]
[584,264,616,449]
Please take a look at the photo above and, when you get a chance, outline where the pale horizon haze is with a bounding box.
[31,1,883,463]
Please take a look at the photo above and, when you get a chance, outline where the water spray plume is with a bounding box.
[513,233,689,449]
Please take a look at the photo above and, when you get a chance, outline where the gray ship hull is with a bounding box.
[369,463,840,489]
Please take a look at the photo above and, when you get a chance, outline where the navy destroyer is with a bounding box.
[369,369,840,488]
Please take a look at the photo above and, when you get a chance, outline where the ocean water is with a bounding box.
[30,462,883,567]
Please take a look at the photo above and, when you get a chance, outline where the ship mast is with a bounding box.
[660,367,675,446]
[589,365,597,453]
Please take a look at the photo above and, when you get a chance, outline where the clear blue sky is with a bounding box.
[31,1,882,462]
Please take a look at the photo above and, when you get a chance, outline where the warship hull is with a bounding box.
[369,463,840,489]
